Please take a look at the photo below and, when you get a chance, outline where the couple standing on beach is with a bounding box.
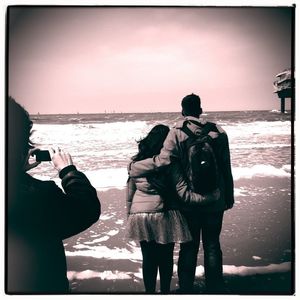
[6,93,233,295]
[126,93,235,294]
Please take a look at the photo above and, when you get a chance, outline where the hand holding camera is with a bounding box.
[49,148,73,172]
[24,148,74,173]
[23,148,42,172]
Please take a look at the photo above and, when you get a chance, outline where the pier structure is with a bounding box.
[273,69,293,113]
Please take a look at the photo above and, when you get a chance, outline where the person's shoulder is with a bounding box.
[171,121,188,140]
[26,174,59,191]
[206,121,226,134]
[174,119,186,129]
[20,175,61,202]
[215,124,226,134]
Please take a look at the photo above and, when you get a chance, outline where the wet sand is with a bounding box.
[65,176,293,295]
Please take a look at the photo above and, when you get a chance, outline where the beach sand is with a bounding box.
[65,177,293,295]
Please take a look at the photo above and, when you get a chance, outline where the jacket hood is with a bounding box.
[175,116,207,135]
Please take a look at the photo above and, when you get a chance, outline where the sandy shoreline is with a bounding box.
[65,176,293,294]
[67,254,293,294]
[67,270,293,295]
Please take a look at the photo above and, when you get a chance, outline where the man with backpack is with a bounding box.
[129,93,234,293]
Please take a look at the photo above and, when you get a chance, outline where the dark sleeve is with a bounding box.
[57,165,101,239]
[213,133,235,209]
[129,129,180,177]
[168,163,219,206]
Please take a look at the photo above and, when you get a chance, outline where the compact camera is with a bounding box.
[35,150,51,162]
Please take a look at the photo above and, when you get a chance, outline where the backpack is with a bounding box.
[181,120,219,194]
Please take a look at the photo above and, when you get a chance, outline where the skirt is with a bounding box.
[125,209,192,244]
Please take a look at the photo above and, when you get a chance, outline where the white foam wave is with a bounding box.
[32,121,149,146]
[84,168,128,190]
[84,164,291,191]
[73,244,89,250]
[84,236,110,244]
[222,261,291,276]
[233,188,248,197]
[252,256,262,261]
[87,164,291,190]
[66,242,291,280]
[194,261,291,277]
[68,270,132,281]
[100,214,115,220]
[225,121,291,139]
[65,245,142,260]
[233,164,291,181]
[30,163,291,192]
[107,229,119,236]
[67,261,291,281]
[231,143,291,150]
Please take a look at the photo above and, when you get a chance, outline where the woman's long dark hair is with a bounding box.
[132,124,170,162]
[132,124,172,203]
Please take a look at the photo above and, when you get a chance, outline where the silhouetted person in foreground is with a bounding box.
[126,124,219,294]
[6,97,101,294]
[129,93,234,293]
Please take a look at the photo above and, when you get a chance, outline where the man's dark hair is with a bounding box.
[181,93,202,117]
[7,96,34,171]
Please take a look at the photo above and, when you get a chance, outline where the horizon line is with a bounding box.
[29,109,291,116]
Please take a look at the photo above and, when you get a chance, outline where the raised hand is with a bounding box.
[50,148,73,172]
[23,148,41,172]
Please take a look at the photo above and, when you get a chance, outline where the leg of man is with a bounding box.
[177,212,201,293]
[157,242,175,294]
[140,241,159,293]
[201,211,224,293]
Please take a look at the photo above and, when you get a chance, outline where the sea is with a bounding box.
[27,110,293,293]
[29,110,292,188]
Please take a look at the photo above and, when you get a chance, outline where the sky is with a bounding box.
[7,6,294,114]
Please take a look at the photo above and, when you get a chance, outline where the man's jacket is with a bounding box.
[129,116,234,212]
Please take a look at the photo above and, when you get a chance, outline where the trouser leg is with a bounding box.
[178,213,201,293]
[140,241,158,293]
[157,243,175,294]
[201,211,224,292]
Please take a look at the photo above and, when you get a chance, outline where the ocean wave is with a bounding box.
[230,143,291,150]
[66,245,141,260]
[85,164,291,190]
[233,164,291,181]
[67,261,291,281]
[68,270,132,281]
[32,119,291,148]
[31,120,150,146]
[196,261,291,277]
[35,164,290,191]
[225,121,291,139]
[84,168,128,190]
[29,117,291,181]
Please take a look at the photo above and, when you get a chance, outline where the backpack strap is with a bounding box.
[201,122,218,135]
[188,119,203,127]
[181,120,195,137]
[181,120,216,137]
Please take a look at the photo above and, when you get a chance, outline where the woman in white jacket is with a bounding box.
[126,124,219,294]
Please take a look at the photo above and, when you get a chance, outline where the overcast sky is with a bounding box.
[8,6,293,114]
